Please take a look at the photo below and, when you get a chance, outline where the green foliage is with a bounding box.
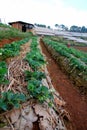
[25,70,53,103]
[44,38,87,72]
[25,38,46,70]
[25,37,54,104]
[70,25,87,33]
[0,23,11,28]
[0,23,31,40]
[0,91,26,112]
[0,61,9,84]
[25,51,45,70]
[51,36,87,47]
[27,79,53,103]
[0,38,29,60]
[34,23,46,28]
[25,70,46,81]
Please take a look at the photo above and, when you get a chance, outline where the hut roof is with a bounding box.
[9,21,34,26]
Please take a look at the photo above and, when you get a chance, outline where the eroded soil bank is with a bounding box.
[40,40,87,130]
[0,38,22,48]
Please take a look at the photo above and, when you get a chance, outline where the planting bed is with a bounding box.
[43,38,87,95]
[40,39,87,130]
[0,35,87,130]
[0,37,67,130]
[51,36,87,52]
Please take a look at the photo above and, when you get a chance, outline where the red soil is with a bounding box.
[73,46,87,52]
[0,38,21,48]
[40,41,87,130]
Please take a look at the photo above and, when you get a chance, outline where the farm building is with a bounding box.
[9,21,35,33]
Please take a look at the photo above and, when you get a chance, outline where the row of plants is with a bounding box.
[0,38,30,113]
[45,38,87,61]
[0,36,53,113]
[25,37,54,104]
[51,36,87,47]
[44,38,87,72]
[43,37,87,94]
[25,37,46,70]
[0,38,30,84]
[0,38,29,60]
[50,36,87,59]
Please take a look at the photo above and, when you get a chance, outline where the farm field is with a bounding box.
[0,26,67,130]
[0,24,87,130]
[43,37,87,92]
[40,39,87,130]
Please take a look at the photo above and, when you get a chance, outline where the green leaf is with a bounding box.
[0,99,8,111]
[0,91,26,112]
[13,102,20,108]
[18,93,26,102]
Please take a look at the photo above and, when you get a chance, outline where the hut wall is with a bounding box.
[12,23,22,31]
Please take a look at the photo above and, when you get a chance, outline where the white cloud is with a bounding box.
[0,0,87,28]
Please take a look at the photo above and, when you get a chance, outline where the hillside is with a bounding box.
[0,24,67,130]
[0,23,32,48]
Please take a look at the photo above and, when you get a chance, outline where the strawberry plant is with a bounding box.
[25,70,53,103]
[25,51,46,70]
[27,79,53,103]
[44,38,87,72]
[25,37,54,104]
[0,91,26,112]
[25,38,46,70]
[0,38,29,60]
[25,70,46,81]
[0,61,9,84]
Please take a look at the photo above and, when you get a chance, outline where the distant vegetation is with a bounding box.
[55,23,87,33]
[34,23,46,28]
[55,24,68,31]
[34,23,51,28]
[70,25,87,33]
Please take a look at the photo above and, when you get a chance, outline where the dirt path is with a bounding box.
[40,41,87,130]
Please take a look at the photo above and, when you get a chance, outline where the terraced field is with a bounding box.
[0,23,87,130]
[0,36,67,130]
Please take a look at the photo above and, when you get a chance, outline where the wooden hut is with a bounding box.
[9,21,35,33]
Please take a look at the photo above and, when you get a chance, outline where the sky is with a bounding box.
[0,0,87,28]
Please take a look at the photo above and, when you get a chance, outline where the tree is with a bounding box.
[47,26,50,29]
[70,25,87,33]
[70,25,80,32]
[81,26,87,33]
[60,24,68,31]
[55,24,68,31]
[55,24,59,28]
[60,24,65,29]
[34,23,46,28]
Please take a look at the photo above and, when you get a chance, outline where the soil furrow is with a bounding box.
[40,40,87,130]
